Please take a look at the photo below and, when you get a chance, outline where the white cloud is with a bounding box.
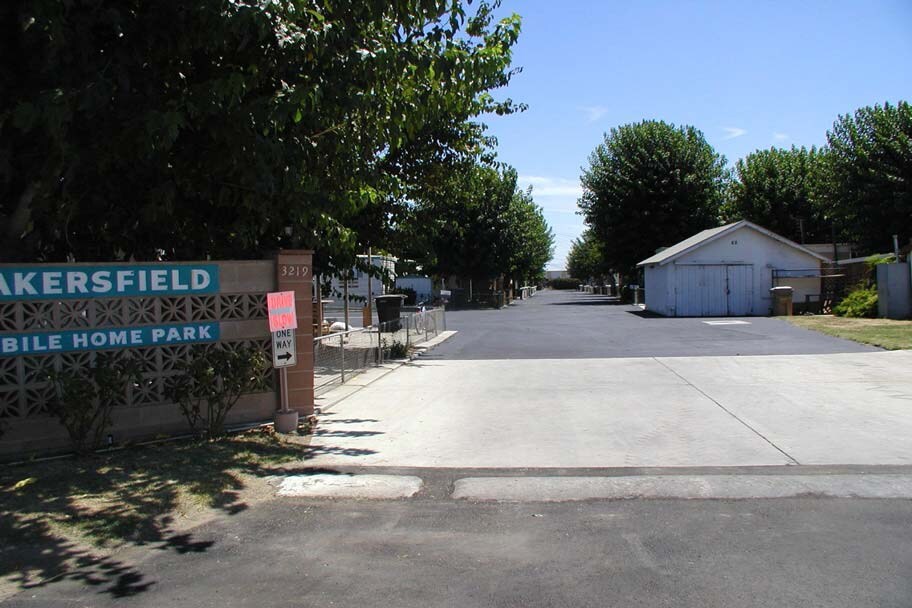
[773,132,790,142]
[721,127,747,140]
[580,105,609,122]
[519,175,583,199]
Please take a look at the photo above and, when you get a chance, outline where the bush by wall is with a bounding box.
[549,277,581,290]
[833,286,878,318]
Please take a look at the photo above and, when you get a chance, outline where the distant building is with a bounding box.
[329,255,397,302]
[545,270,569,280]
[803,243,854,262]
[395,276,434,304]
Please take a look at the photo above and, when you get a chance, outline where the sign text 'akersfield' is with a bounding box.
[0,265,219,301]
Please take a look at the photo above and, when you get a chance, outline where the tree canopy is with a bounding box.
[721,146,828,243]
[400,162,552,285]
[1,0,523,270]
[578,120,728,279]
[565,230,605,283]
[824,101,912,252]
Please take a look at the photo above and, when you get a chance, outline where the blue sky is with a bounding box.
[482,0,912,270]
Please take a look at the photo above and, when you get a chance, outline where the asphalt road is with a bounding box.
[431,289,877,359]
[8,490,912,608]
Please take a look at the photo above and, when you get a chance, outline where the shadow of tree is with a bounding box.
[313,429,385,438]
[547,298,625,306]
[0,431,309,600]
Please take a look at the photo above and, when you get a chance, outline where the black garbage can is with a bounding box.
[375,294,406,331]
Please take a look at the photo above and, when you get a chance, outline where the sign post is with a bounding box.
[267,291,299,433]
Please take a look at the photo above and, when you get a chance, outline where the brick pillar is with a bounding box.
[276,250,314,416]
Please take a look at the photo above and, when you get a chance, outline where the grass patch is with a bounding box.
[0,427,314,600]
[787,315,912,350]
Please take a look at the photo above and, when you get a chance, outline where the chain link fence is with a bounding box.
[314,307,446,395]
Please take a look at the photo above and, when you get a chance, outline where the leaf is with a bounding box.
[12,477,37,491]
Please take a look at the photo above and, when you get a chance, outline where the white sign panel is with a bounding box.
[271,328,297,368]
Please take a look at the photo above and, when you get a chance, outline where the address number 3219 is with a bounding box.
[279,264,310,279]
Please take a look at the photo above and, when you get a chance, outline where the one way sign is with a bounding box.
[271,328,297,368]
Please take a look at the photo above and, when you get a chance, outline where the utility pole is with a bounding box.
[343,269,350,331]
[366,248,373,326]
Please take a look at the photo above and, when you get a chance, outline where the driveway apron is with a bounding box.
[305,290,911,468]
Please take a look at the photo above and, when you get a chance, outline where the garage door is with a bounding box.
[674,265,754,316]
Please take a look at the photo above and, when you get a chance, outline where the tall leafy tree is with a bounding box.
[578,120,728,281]
[721,146,829,243]
[823,101,912,253]
[424,163,517,282]
[502,188,554,285]
[566,230,605,283]
[402,162,552,286]
[0,0,523,268]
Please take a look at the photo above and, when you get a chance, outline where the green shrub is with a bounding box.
[383,340,409,359]
[549,277,581,290]
[866,253,894,272]
[169,346,268,439]
[46,356,141,455]
[833,286,879,318]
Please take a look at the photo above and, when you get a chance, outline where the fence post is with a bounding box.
[339,332,345,383]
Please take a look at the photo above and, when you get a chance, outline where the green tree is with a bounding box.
[721,146,829,243]
[578,120,728,281]
[566,230,605,283]
[502,187,554,285]
[424,163,517,282]
[0,0,523,270]
[823,101,912,253]
[401,162,553,287]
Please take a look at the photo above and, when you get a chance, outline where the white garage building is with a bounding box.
[637,220,829,317]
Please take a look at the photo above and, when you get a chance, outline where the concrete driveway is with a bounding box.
[306,290,911,468]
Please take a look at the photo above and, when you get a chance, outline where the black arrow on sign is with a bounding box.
[277,352,293,362]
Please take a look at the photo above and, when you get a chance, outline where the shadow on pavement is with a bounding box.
[548,298,625,306]
[625,309,668,319]
[0,432,309,601]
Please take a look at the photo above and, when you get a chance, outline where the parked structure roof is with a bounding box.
[636,220,830,267]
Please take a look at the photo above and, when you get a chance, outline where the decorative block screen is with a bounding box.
[1,285,273,422]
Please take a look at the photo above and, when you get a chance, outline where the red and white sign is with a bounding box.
[267,291,297,332]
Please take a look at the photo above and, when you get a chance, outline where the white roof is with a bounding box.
[636,220,829,267]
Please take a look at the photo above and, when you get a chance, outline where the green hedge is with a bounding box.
[833,286,878,318]
[549,277,581,290]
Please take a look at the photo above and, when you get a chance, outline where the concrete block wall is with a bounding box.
[1,255,314,459]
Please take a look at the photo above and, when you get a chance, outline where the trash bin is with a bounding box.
[375,294,406,331]
[769,286,793,316]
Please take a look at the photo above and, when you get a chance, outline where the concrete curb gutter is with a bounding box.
[272,474,422,499]
[452,474,912,501]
